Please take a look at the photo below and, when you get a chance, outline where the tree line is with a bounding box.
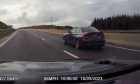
[91,14,140,30]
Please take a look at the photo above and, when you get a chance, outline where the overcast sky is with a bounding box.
[0,0,140,28]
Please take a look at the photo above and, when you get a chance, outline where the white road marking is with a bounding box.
[63,50,79,59]
[106,44,140,53]
[0,31,17,48]
[41,38,45,41]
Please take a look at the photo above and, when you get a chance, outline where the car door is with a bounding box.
[73,28,82,44]
[66,28,77,45]
[71,28,79,45]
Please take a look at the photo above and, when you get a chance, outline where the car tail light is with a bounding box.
[81,34,91,41]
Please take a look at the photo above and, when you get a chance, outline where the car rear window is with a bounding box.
[81,27,99,32]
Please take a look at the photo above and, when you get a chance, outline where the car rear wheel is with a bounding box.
[75,40,81,49]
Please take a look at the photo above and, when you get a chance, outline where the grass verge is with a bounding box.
[105,33,140,47]
[0,29,15,39]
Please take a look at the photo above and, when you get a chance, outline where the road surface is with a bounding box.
[0,30,140,61]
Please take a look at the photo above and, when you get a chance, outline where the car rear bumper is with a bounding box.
[80,40,105,47]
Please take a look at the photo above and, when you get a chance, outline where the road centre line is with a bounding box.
[63,50,80,59]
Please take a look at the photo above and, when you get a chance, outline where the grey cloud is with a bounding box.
[90,0,140,17]
[17,12,30,24]
[0,0,140,28]
[30,0,94,26]
[9,12,32,26]
[0,9,8,15]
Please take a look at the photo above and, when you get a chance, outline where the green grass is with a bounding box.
[0,29,15,38]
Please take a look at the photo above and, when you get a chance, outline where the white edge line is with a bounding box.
[106,44,140,53]
[0,31,17,47]
[63,50,79,59]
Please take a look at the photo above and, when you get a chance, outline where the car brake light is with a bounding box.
[81,34,90,41]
